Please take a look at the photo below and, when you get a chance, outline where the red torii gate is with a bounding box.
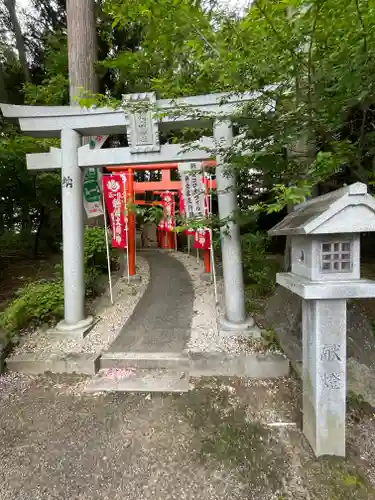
[107,160,216,277]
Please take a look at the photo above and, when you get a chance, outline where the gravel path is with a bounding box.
[7,250,283,361]
[8,257,150,357]
[171,251,275,354]
[0,372,374,500]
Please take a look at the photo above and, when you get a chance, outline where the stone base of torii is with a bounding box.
[0,91,266,338]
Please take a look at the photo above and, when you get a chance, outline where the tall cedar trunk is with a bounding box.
[66,0,103,226]
[282,137,316,272]
[4,0,30,83]
[67,0,98,103]
[282,7,317,271]
[0,66,8,102]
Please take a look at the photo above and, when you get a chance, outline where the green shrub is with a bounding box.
[0,227,117,334]
[0,279,64,333]
[85,267,102,298]
[241,231,276,294]
[84,226,109,272]
[84,227,120,296]
[55,227,112,277]
[0,230,34,255]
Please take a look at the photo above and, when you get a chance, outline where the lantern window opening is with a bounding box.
[321,241,352,273]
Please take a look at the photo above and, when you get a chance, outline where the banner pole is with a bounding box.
[209,228,218,303]
[174,194,178,252]
[123,174,130,284]
[187,234,191,255]
[127,168,136,275]
[102,179,113,305]
[208,174,218,305]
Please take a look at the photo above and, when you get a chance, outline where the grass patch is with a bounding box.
[177,379,289,494]
[235,328,283,354]
[261,328,281,352]
[176,379,375,499]
[305,458,374,499]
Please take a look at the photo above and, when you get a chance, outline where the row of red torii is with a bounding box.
[102,161,216,279]
[0,91,266,338]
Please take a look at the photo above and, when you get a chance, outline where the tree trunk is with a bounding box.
[66,0,104,227]
[0,65,8,103]
[4,0,30,83]
[67,0,99,104]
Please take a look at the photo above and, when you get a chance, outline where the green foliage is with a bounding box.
[135,205,164,226]
[261,329,281,352]
[0,279,64,334]
[102,0,220,97]
[84,226,109,273]
[102,0,375,209]
[24,32,69,105]
[0,231,35,255]
[241,231,275,293]
[57,226,114,296]
[83,226,114,297]
[0,227,114,334]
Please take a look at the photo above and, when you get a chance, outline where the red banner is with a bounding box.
[102,174,128,248]
[160,192,175,232]
[194,228,210,250]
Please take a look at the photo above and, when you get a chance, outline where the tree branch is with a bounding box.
[254,0,288,48]
[307,2,325,126]
[355,0,367,52]
[254,0,301,103]
[4,0,30,83]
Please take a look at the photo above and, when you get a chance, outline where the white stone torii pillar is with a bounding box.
[0,91,264,337]
[214,120,257,332]
[59,129,89,331]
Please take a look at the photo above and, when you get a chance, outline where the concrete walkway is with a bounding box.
[108,251,194,353]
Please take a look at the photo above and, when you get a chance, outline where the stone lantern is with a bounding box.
[269,182,375,457]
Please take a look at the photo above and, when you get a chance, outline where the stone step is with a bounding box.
[189,352,290,378]
[84,368,190,393]
[6,353,100,375]
[100,351,190,371]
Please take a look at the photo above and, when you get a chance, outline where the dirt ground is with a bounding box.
[0,255,60,347]
[0,255,59,312]
[0,372,374,500]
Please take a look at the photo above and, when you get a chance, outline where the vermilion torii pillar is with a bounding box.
[0,91,269,337]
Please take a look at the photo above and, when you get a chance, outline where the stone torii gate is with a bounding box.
[0,92,260,337]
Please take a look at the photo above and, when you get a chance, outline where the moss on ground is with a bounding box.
[177,378,289,496]
[305,458,374,499]
[175,378,375,499]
